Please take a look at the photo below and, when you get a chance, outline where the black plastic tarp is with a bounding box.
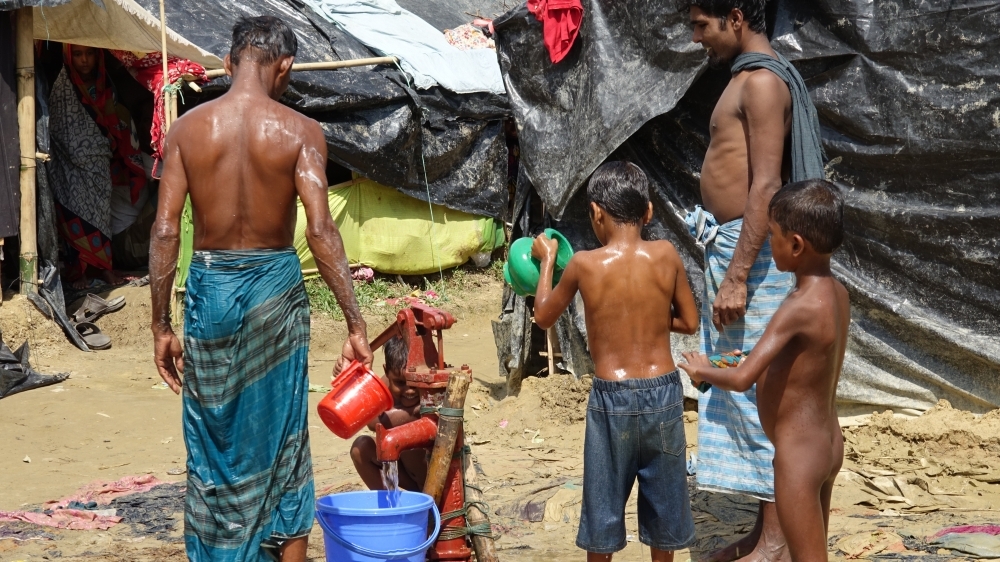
[494,0,1000,412]
[397,0,511,31]
[129,0,510,219]
[495,1,706,217]
[0,0,70,9]
[0,337,69,399]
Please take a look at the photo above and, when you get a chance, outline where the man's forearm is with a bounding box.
[310,227,366,335]
[149,229,179,334]
[726,181,780,284]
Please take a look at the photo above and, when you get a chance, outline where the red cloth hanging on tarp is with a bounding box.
[527,0,584,64]
[109,50,208,177]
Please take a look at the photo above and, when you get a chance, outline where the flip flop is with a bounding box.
[74,322,111,351]
[72,294,126,324]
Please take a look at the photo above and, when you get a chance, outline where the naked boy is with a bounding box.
[681,179,848,562]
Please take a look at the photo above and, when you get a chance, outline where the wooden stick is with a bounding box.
[545,327,556,375]
[301,264,367,277]
[16,7,36,295]
[463,449,499,562]
[159,0,171,132]
[423,372,471,506]
[169,90,178,123]
[203,56,398,80]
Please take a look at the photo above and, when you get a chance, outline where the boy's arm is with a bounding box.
[376,407,422,430]
[366,376,392,431]
[679,302,801,392]
[531,235,580,330]
[667,246,699,335]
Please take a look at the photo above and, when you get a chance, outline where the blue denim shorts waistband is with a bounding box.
[591,370,680,392]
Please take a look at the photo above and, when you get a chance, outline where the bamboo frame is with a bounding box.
[545,327,558,375]
[422,372,471,506]
[16,7,36,294]
[159,0,172,132]
[202,56,398,80]
[462,451,499,562]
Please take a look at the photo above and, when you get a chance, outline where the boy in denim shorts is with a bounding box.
[532,161,700,561]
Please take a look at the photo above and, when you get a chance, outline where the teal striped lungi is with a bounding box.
[183,247,314,561]
[685,207,794,501]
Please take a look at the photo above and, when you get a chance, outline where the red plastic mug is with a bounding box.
[317,360,394,439]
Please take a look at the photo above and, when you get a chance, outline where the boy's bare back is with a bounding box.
[535,238,698,381]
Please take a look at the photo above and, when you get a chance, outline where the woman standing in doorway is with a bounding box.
[48,44,147,289]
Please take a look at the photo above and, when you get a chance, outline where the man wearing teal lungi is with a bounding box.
[684,1,826,561]
[149,17,373,562]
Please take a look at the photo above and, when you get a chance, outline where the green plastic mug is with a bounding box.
[503,229,574,296]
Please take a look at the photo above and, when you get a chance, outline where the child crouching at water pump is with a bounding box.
[350,336,428,491]
[532,161,700,561]
[680,179,849,562]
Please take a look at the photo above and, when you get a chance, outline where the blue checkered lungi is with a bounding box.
[183,247,314,561]
[686,207,794,501]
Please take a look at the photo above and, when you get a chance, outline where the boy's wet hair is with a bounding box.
[230,16,298,67]
[384,335,408,375]
[586,161,651,226]
[680,0,768,34]
[768,179,844,253]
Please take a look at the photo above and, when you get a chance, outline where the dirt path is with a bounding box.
[2,282,999,561]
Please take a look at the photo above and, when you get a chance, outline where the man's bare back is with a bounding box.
[151,49,371,380]
[548,240,696,380]
[168,93,322,251]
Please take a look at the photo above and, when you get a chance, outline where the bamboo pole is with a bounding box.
[545,327,556,375]
[463,449,499,562]
[16,8,36,295]
[202,56,398,80]
[422,372,470,506]
[159,0,172,132]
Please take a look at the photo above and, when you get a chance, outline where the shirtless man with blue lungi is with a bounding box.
[683,1,825,560]
[149,16,373,562]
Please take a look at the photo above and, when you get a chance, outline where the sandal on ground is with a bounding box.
[74,322,111,351]
[72,294,126,324]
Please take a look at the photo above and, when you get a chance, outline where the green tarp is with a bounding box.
[175,177,504,288]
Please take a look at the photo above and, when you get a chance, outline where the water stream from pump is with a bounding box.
[381,460,401,508]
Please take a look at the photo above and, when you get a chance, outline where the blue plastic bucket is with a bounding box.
[316,491,441,562]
